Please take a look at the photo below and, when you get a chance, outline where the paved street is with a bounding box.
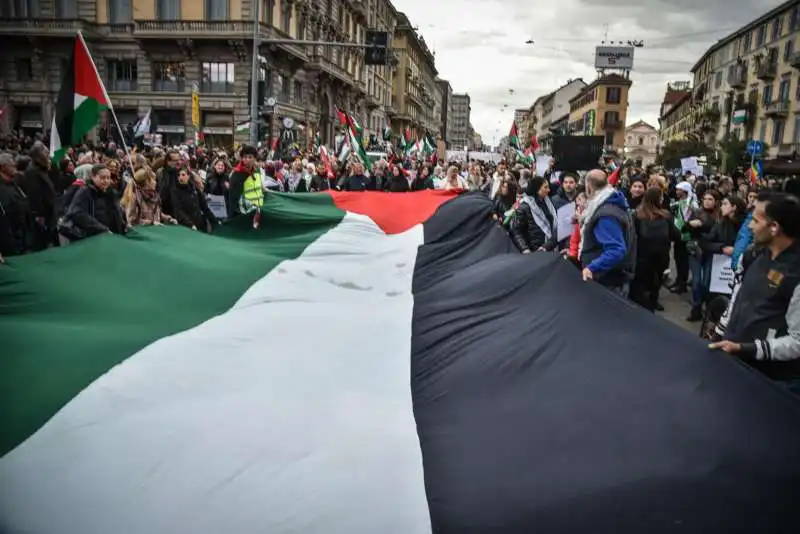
[657,286,696,334]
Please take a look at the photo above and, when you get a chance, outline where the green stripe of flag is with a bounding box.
[0,193,346,457]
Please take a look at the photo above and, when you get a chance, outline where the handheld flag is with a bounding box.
[50,34,110,164]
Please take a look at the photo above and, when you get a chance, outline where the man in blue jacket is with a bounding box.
[579,169,635,297]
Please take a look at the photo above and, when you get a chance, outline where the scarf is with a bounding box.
[520,194,557,241]
[578,186,616,258]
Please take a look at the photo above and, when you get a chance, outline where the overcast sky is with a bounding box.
[391,0,782,145]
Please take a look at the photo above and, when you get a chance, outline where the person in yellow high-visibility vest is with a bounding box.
[228,145,263,218]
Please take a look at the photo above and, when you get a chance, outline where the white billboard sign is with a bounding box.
[595,46,634,69]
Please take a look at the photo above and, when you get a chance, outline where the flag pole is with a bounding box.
[76,31,135,171]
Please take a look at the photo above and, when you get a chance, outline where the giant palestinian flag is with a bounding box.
[50,34,109,164]
[2,192,800,533]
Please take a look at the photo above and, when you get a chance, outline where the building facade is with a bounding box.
[568,74,632,151]
[436,78,453,146]
[391,11,438,138]
[535,78,587,151]
[363,0,398,143]
[513,107,528,144]
[450,92,470,149]
[0,0,404,147]
[657,81,692,148]
[625,120,658,166]
[659,91,693,144]
[689,0,800,158]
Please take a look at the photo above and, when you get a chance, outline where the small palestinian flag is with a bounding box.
[3,193,800,532]
[508,121,520,149]
[50,34,109,164]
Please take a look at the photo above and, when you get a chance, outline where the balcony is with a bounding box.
[601,119,623,129]
[0,18,99,37]
[260,24,308,64]
[306,52,354,86]
[789,51,800,69]
[384,104,397,116]
[765,100,790,117]
[728,68,747,89]
[756,62,777,80]
[134,19,252,38]
[349,0,368,22]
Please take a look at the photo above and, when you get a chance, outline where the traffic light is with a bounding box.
[364,30,388,66]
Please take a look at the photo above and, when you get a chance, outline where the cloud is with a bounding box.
[389,0,782,145]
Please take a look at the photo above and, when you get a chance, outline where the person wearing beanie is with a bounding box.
[510,172,558,254]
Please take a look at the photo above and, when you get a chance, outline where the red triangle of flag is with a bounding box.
[74,38,108,105]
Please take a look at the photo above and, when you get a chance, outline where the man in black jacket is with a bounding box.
[19,141,56,250]
[711,192,800,391]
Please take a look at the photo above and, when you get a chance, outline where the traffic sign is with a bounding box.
[747,140,763,155]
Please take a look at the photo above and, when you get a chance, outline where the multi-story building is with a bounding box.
[537,78,586,151]
[363,0,398,140]
[567,74,632,151]
[659,91,693,145]
[514,108,529,143]
[526,95,548,142]
[689,0,800,157]
[450,92,470,149]
[624,120,659,166]
[471,130,483,151]
[657,81,692,148]
[436,78,453,146]
[0,0,374,146]
[391,11,438,137]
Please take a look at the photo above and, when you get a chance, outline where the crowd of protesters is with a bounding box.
[1,132,799,392]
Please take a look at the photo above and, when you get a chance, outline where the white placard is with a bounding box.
[556,201,576,242]
[709,253,734,295]
[206,194,227,220]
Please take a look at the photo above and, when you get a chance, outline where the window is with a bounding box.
[108,0,132,23]
[153,62,186,92]
[757,24,766,46]
[785,39,795,60]
[201,62,234,93]
[605,87,621,104]
[763,84,773,105]
[293,80,302,103]
[794,116,800,144]
[792,6,800,31]
[205,0,227,20]
[56,0,77,17]
[638,136,644,145]
[603,110,619,126]
[263,0,275,25]
[779,79,790,101]
[773,15,783,40]
[743,32,751,52]
[714,71,722,89]
[297,14,306,39]
[106,60,137,91]
[604,131,614,146]
[282,5,291,33]
[15,58,32,81]
[157,0,180,19]
[281,76,290,102]
[759,120,767,142]
[7,0,40,17]
[772,119,785,145]
[748,88,758,104]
